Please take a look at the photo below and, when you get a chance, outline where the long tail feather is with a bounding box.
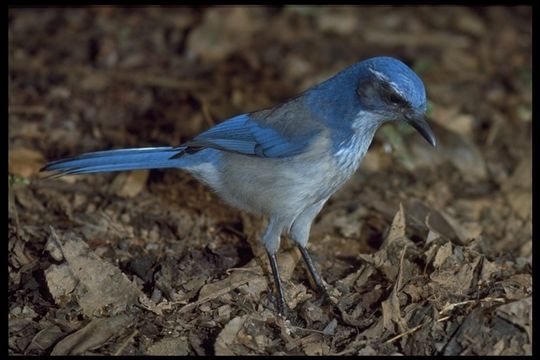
[41,147,185,175]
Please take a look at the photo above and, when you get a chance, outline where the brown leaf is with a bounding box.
[381,246,409,333]
[45,264,78,306]
[25,325,65,354]
[50,314,134,355]
[432,242,453,268]
[495,297,532,343]
[303,340,330,356]
[45,228,149,317]
[431,105,476,137]
[113,170,149,198]
[146,336,190,356]
[407,122,487,180]
[385,203,406,245]
[214,315,249,355]
[9,148,45,177]
[500,274,532,300]
[430,253,482,295]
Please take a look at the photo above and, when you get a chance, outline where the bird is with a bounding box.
[42,56,436,316]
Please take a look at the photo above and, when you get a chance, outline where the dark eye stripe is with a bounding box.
[381,84,408,106]
[374,80,405,105]
[387,92,407,105]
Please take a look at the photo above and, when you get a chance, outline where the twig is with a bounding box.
[290,325,327,336]
[383,297,507,345]
[48,225,67,259]
[384,315,452,345]
[331,347,360,356]
[276,317,299,351]
[177,278,254,314]
[396,244,407,292]
[225,267,262,276]
[439,297,506,315]
[114,329,139,356]
[384,322,425,344]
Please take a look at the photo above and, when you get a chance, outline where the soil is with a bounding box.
[8,6,531,356]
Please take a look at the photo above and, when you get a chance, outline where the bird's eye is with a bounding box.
[387,92,406,106]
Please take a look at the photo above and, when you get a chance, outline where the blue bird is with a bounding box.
[42,56,436,316]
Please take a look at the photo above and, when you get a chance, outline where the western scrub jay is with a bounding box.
[42,56,436,316]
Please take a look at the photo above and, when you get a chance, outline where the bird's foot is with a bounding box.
[311,286,345,324]
[267,293,306,326]
[312,286,333,307]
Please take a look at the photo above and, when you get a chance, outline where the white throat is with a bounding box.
[335,110,383,173]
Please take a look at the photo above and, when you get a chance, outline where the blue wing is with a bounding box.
[172,106,322,159]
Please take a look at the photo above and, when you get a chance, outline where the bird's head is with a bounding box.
[354,56,436,147]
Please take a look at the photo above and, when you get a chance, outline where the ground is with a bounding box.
[8,6,531,356]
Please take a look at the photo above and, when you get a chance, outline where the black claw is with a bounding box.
[312,288,333,308]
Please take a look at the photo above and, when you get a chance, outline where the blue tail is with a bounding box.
[42,147,185,175]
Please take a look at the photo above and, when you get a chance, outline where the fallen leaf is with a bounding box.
[359,204,421,282]
[45,228,150,317]
[384,203,407,245]
[495,297,532,343]
[196,249,300,311]
[380,246,409,333]
[214,315,249,355]
[113,170,149,198]
[303,340,330,355]
[25,325,65,354]
[9,148,45,177]
[146,336,190,356]
[432,242,453,268]
[407,122,488,180]
[430,253,482,295]
[406,198,476,245]
[45,264,78,305]
[51,314,134,355]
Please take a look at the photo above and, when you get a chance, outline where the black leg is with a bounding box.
[267,252,287,316]
[299,246,345,322]
[298,245,326,294]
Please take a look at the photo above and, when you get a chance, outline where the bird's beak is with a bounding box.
[405,114,437,147]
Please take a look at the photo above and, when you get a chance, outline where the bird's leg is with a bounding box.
[262,218,288,316]
[298,245,343,324]
[289,199,330,297]
[298,245,333,308]
[297,245,326,294]
[267,251,287,316]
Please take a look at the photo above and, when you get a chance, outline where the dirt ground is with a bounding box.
[8,6,531,356]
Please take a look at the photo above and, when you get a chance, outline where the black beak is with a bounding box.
[405,115,437,147]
